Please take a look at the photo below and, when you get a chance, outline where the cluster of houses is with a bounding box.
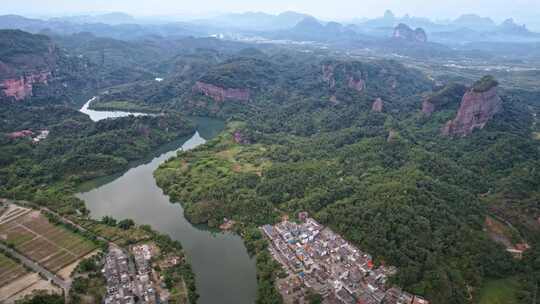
[132,244,158,304]
[261,212,429,304]
[103,245,158,304]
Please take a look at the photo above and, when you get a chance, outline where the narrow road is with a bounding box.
[0,242,71,290]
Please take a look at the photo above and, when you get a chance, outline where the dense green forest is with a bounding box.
[2,28,540,304]
[153,51,540,304]
[0,104,195,213]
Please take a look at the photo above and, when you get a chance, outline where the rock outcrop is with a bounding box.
[1,72,50,100]
[233,130,251,145]
[0,30,58,101]
[387,129,399,142]
[193,81,250,102]
[392,23,427,43]
[442,78,502,137]
[322,63,366,93]
[421,99,436,116]
[348,76,365,93]
[372,98,384,112]
[322,64,336,88]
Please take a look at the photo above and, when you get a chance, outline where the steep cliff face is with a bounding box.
[1,72,51,100]
[347,76,365,93]
[0,30,57,101]
[393,23,428,43]
[422,99,436,116]
[442,84,502,136]
[322,64,336,88]
[322,63,366,93]
[193,81,250,102]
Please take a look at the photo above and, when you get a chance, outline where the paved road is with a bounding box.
[0,242,71,290]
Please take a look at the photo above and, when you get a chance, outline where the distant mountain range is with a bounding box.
[0,10,539,51]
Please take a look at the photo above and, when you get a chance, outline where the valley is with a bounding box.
[0,5,540,304]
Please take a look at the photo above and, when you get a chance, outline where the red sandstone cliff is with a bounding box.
[442,86,502,136]
[0,31,57,101]
[422,99,436,116]
[372,98,384,112]
[1,72,51,101]
[348,76,366,93]
[193,81,250,102]
[322,64,365,93]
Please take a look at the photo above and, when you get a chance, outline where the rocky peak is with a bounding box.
[442,76,502,137]
[383,10,396,20]
[392,23,427,43]
[499,18,529,34]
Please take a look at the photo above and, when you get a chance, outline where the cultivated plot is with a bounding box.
[0,251,28,287]
[0,210,97,273]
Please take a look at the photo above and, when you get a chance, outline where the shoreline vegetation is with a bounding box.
[2,198,199,304]
[2,27,540,304]
[0,105,200,303]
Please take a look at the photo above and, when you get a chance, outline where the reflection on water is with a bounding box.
[77,113,257,304]
[80,97,147,121]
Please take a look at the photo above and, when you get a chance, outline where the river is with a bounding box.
[76,100,258,304]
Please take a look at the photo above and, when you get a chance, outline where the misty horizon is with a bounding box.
[2,0,539,25]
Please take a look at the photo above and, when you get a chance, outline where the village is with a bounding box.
[103,243,174,304]
[261,212,429,304]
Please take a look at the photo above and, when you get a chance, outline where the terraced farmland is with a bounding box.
[0,210,97,273]
[0,251,28,287]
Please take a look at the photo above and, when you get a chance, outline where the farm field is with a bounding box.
[0,210,97,273]
[0,251,28,287]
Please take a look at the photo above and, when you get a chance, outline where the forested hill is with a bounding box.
[0,103,195,213]
[152,50,540,303]
[0,30,98,104]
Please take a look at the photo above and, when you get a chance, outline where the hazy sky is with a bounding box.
[2,0,539,23]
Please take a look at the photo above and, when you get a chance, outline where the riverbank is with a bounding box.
[154,122,283,303]
[78,118,258,304]
[1,198,198,303]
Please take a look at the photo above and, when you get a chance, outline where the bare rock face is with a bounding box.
[322,63,366,93]
[442,85,502,136]
[193,81,250,102]
[233,130,250,145]
[422,99,436,116]
[1,72,50,101]
[387,129,399,142]
[348,76,365,92]
[372,98,384,112]
[322,64,336,88]
[393,23,428,43]
[0,31,58,101]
